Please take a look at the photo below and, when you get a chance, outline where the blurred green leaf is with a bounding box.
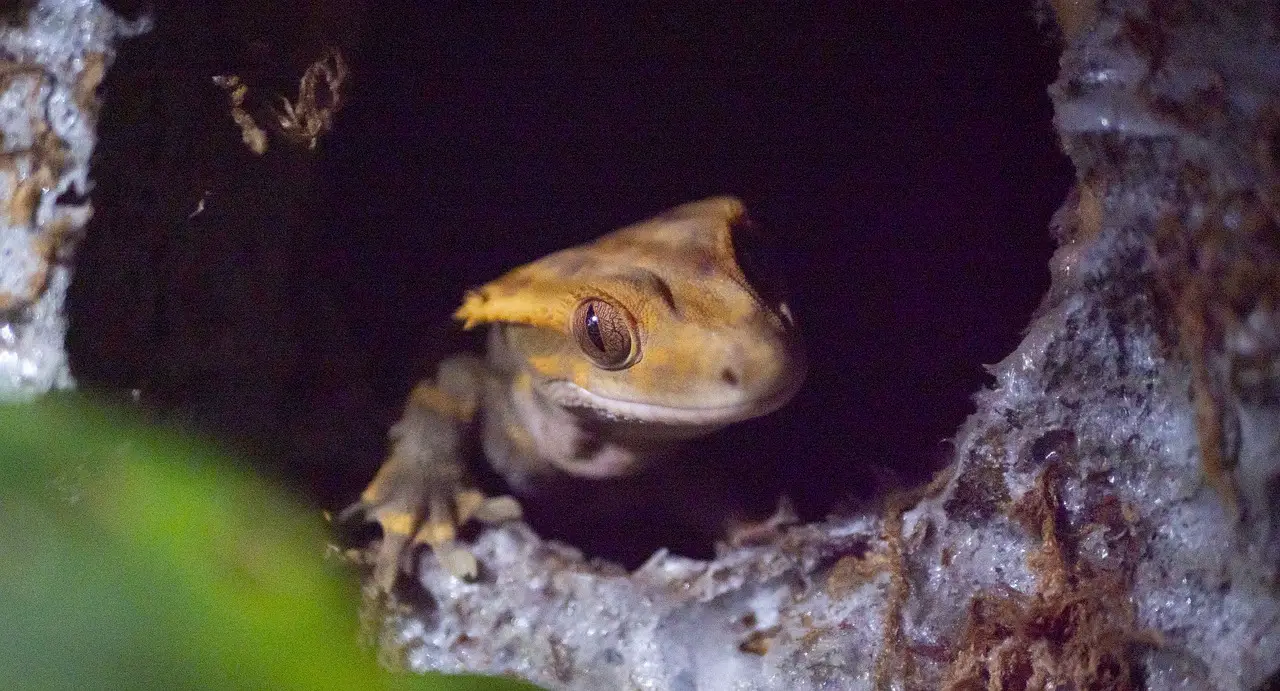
[0,396,541,691]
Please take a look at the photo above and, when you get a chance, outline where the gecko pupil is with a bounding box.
[585,304,605,351]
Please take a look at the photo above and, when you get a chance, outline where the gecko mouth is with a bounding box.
[541,366,805,429]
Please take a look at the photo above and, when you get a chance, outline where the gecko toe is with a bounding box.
[473,495,523,523]
[434,542,479,581]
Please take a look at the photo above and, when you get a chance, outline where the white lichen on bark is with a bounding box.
[0,0,147,397]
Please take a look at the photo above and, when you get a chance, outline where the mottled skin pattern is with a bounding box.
[346,197,806,588]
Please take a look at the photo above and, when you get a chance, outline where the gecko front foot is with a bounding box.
[341,366,523,589]
[342,469,522,588]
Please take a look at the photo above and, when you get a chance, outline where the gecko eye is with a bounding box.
[572,298,639,369]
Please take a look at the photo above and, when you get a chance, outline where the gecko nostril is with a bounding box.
[720,367,740,387]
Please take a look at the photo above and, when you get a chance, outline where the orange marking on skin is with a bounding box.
[504,376,539,452]
[359,475,389,503]
[453,488,485,525]
[377,511,416,536]
[410,383,476,422]
[413,520,455,547]
[506,421,537,454]
[454,286,571,331]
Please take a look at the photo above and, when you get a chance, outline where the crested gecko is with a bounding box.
[345,197,806,589]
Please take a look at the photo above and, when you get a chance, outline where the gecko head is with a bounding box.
[459,197,806,438]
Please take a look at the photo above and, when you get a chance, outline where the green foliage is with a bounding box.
[0,396,541,691]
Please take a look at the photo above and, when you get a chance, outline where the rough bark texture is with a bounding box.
[382,2,1280,689]
[0,0,146,398]
[6,1,1278,689]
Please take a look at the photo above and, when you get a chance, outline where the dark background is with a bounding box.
[68,2,1069,565]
